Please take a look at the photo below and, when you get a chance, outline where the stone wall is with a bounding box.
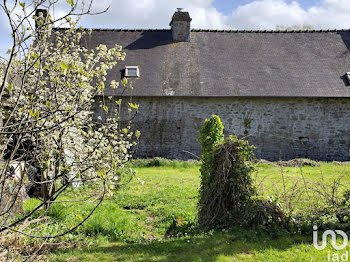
[94,97,350,161]
[171,21,191,42]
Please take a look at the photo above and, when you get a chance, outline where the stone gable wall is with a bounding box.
[94,97,350,161]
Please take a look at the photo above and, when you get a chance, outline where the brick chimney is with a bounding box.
[169,8,192,42]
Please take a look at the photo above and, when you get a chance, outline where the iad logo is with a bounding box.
[313,225,348,250]
[313,225,349,261]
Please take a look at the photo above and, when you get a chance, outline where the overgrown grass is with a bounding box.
[128,157,200,168]
[22,162,200,244]
[254,162,350,215]
[53,230,350,262]
[21,159,350,261]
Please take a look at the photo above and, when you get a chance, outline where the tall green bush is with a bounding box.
[198,115,284,230]
[198,115,224,199]
[198,115,224,157]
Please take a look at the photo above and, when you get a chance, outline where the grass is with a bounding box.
[22,159,350,261]
[53,232,350,262]
[254,162,350,214]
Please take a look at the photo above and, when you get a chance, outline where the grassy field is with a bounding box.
[32,160,350,261]
[254,162,350,214]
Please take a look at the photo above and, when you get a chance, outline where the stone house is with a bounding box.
[87,9,350,161]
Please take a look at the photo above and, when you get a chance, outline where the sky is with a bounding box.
[1,0,350,57]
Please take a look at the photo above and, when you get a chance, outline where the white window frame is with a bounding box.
[125,66,140,77]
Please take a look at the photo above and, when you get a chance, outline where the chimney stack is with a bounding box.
[170,8,192,42]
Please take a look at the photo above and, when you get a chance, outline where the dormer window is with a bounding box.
[125,66,140,77]
[346,72,350,84]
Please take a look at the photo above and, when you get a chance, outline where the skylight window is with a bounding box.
[125,66,140,77]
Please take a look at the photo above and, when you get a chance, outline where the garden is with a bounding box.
[18,116,350,261]
[1,2,350,261]
[48,158,350,261]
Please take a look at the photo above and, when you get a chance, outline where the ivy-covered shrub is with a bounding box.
[198,115,224,156]
[198,116,285,230]
[197,115,224,207]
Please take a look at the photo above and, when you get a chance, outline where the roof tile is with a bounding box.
[71,29,350,98]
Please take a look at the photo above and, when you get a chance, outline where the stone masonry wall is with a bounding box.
[171,21,191,42]
[94,97,350,161]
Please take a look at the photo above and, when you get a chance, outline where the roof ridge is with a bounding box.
[191,29,350,33]
[54,28,170,32]
[53,27,350,33]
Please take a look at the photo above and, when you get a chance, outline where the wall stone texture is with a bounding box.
[94,97,350,161]
[171,21,191,42]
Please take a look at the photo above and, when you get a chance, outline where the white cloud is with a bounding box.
[191,6,230,29]
[75,0,350,30]
[227,0,350,29]
[1,0,350,58]
[228,0,307,29]
[1,0,350,34]
[307,0,350,29]
[79,0,229,29]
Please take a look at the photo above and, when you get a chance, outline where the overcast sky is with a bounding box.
[1,0,350,57]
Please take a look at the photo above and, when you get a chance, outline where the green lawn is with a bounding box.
[54,233,350,262]
[43,161,350,261]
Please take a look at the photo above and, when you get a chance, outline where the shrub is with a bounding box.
[197,115,224,210]
[198,116,285,230]
[198,134,256,229]
[198,115,224,157]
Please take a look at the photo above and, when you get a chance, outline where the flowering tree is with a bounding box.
[0,0,139,247]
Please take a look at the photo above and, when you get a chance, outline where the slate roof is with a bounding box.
[77,29,350,97]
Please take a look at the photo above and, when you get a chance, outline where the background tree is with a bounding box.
[0,0,139,258]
